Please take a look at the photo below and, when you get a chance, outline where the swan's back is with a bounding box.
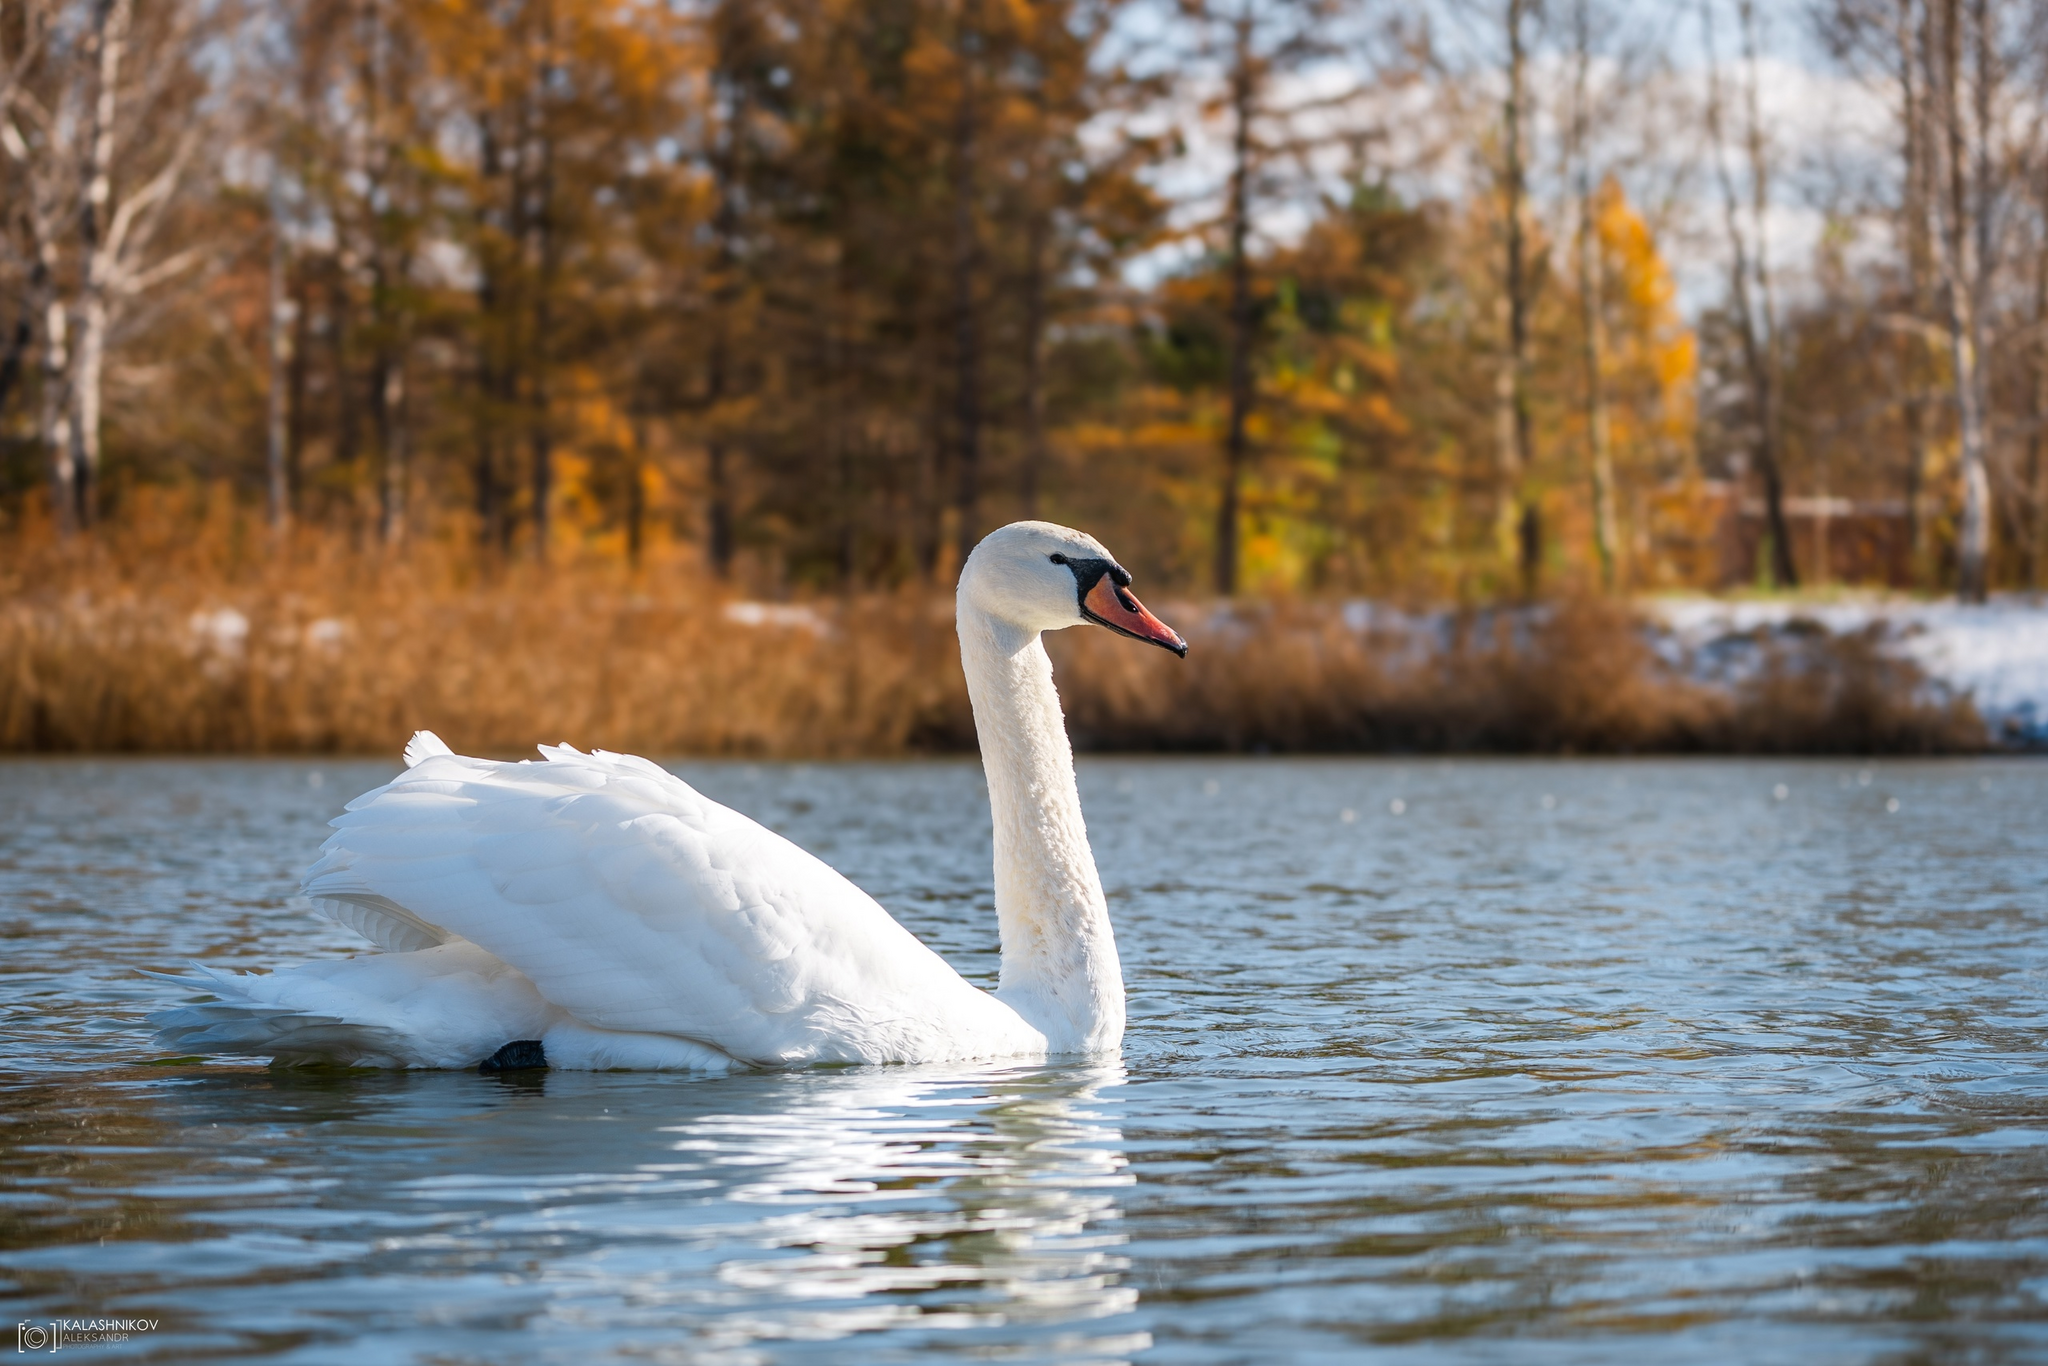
[304,740,1032,1065]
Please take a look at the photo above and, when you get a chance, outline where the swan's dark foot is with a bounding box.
[480,1040,548,1074]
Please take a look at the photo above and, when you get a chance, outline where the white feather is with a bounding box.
[306,892,448,954]
[402,729,455,768]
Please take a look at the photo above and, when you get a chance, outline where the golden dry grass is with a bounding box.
[1,547,958,758]
[0,510,1986,757]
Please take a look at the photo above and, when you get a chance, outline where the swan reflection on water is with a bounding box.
[654,1062,1140,1350]
[7,1060,1146,1362]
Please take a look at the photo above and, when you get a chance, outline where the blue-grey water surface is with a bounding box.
[1,756,2045,1364]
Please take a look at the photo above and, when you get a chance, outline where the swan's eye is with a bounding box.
[1049,553,1068,565]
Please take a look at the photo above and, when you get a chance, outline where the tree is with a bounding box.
[1919,0,1993,601]
[1702,0,1798,588]
[1570,0,1618,586]
[1176,0,1344,595]
[1822,0,2044,598]
[1,0,207,533]
[1495,0,1542,595]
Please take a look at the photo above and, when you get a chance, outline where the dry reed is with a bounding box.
[0,516,1986,757]
[1048,597,1985,755]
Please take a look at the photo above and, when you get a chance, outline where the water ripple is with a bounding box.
[0,756,2044,1363]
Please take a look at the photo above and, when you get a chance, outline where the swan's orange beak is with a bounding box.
[1083,576,1188,657]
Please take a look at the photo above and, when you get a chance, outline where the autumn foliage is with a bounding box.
[4,0,1750,600]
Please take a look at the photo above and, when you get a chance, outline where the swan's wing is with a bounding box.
[303,744,1023,1065]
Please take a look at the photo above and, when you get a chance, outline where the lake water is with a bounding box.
[2,756,2045,1364]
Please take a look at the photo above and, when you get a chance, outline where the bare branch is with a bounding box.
[111,243,200,297]
[104,123,201,270]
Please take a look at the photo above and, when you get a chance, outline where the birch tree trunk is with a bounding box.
[1897,0,1934,587]
[0,7,70,533]
[1958,0,1994,599]
[67,0,134,530]
[1926,0,1991,601]
[1215,4,1255,597]
[36,258,76,534]
[1572,0,1617,588]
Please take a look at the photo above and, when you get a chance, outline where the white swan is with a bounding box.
[146,522,1187,1072]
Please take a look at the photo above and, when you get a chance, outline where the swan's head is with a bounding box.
[959,521,1187,656]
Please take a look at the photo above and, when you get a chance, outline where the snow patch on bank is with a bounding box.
[1647,597,2048,746]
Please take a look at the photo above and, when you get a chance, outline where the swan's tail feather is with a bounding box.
[403,730,454,768]
[143,965,412,1066]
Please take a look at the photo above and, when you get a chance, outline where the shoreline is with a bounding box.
[8,569,2034,756]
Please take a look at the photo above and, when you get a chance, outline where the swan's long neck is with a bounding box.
[957,604,1125,1053]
